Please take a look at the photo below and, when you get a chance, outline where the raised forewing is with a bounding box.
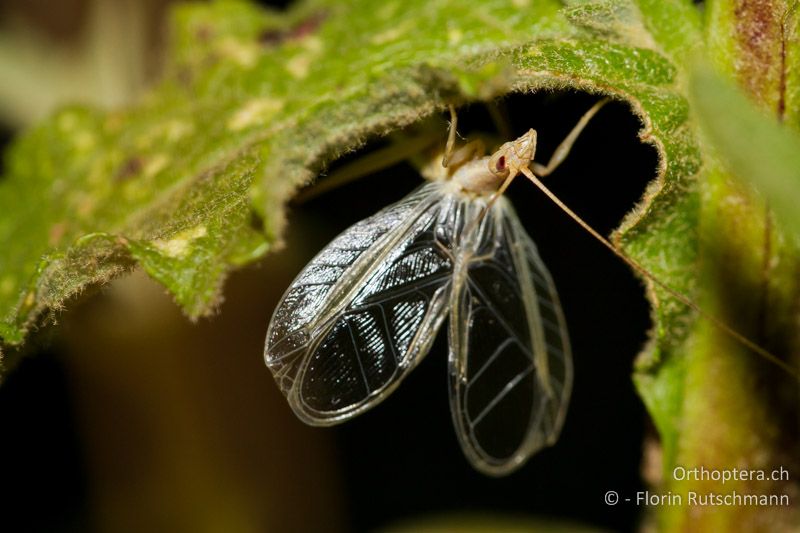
[448,198,573,475]
[265,182,454,425]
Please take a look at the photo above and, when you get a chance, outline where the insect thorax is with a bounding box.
[450,157,505,195]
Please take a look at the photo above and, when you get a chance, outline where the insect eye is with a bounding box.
[495,156,506,172]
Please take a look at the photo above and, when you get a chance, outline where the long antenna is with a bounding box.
[518,166,799,380]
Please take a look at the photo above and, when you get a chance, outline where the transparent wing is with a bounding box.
[265,182,455,425]
[448,198,573,476]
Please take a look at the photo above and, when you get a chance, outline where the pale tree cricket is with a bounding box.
[263,98,797,475]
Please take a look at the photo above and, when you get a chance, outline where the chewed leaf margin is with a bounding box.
[0,0,695,396]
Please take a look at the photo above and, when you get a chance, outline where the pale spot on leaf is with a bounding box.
[144,154,170,179]
[286,54,313,79]
[152,226,208,258]
[371,21,413,45]
[219,37,258,68]
[286,36,323,79]
[165,120,194,142]
[74,131,96,151]
[22,291,35,309]
[302,35,323,53]
[228,97,284,130]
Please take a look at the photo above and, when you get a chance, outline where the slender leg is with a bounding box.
[442,105,459,168]
[531,98,609,177]
[298,103,480,204]
[485,172,516,209]
[293,131,440,203]
[519,165,797,378]
[446,139,486,169]
[442,104,487,169]
[467,171,516,236]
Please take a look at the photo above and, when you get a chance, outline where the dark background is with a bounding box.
[0,2,657,532]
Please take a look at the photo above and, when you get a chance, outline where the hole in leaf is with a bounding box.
[281,90,659,532]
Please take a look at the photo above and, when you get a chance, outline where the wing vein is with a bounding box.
[467,337,516,386]
[470,363,535,427]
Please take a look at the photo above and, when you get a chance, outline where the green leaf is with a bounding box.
[704,0,794,121]
[0,0,695,363]
[564,0,703,62]
[0,0,568,353]
[633,0,702,60]
[690,65,800,236]
[564,0,649,41]
[634,2,800,530]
